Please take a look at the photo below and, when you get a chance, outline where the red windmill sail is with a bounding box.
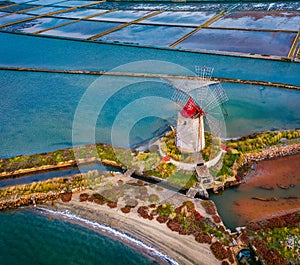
[180,97,203,118]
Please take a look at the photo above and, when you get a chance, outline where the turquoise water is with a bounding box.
[0,32,299,86]
[0,70,299,158]
[0,209,158,265]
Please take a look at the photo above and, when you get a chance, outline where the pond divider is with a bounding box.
[169,10,227,48]
[0,0,106,29]
[87,10,163,40]
[0,5,43,18]
[34,8,118,35]
[0,2,18,11]
[288,30,300,59]
[1,66,299,90]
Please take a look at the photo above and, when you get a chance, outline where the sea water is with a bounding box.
[0,209,160,265]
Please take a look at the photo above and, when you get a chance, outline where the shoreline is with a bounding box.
[39,197,221,265]
[36,207,176,265]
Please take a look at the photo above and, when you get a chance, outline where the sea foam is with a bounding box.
[37,208,179,265]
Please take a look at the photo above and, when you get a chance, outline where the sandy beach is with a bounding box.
[43,198,221,265]
[36,168,228,265]
[42,193,221,265]
[233,153,300,224]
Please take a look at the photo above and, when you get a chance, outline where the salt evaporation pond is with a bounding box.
[176,28,296,56]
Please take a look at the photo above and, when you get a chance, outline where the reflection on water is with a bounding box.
[210,11,300,31]
[211,154,300,230]
[176,28,296,56]
[3,17,73,34]
[99,24,193,46]
[0,71,299,158]
[140,11,216,26]
[41,20,122,39]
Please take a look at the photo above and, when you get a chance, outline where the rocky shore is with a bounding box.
[244,143,300,163]
[0,192,59,210]
[0,189,77,211]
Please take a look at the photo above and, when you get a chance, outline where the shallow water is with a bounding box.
[0,70,299,158]
[41,20,122,39]
[3,17,74,34]
[210,11,300,31]
[54,8,108,19]
[91,10,153,23]
[211,184,300,230]
[90,1,300,12]
[99,24,193,46]
[176,28,296,56]
[140,11,217,26]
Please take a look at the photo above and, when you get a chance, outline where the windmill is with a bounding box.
[170,66,228,155]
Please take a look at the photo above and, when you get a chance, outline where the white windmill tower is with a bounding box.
[170,66,228,155]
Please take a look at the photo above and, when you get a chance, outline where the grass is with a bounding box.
[167,170,198,189]
[1,129,299,190]
[0,170,104,200]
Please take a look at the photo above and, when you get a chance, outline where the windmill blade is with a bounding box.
[205,113,222,137]
[213,83,228,104]
[171,89,189,107]
[179,80,193,94]
[195,65,214,80]
[167,78,213,94]
[203,83,228,112]
[206,108,226,120]
[195,85,209,109]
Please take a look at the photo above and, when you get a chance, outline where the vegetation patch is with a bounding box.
[246,212,300,265]
[218,129,300,180]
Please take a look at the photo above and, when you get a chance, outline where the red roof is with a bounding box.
[221,145,228,152]
[162,156,170,162]
[180,97,203,118]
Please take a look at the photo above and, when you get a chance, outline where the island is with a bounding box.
[0,129,299,265]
